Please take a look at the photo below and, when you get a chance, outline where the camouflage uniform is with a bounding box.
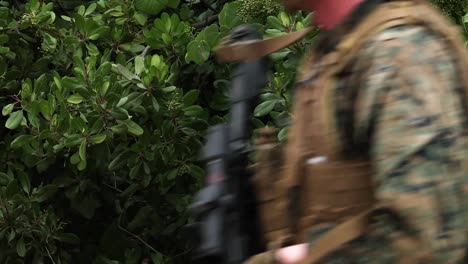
[302,22,468,263]
[241,0,468,262]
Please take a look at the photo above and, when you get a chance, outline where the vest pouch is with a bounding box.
[252,129,290,247]
[298,157,376,239]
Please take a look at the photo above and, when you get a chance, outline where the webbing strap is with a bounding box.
[298,210,372,264]
[298,206,430,264]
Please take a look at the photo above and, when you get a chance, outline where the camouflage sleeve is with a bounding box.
[337,24,468,261]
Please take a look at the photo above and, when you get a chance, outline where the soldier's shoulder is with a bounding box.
[361,23,449,56]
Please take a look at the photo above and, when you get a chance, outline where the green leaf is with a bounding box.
[0,34,9,44]
[16,237,26,257]
[2,103,13,116]
[0,47,9,54]
[100,81,110,96]
[108,152,126,171]
[168,0,179,8]
[267,16,284,30]
[110,122,128,134]
[142,170,152,187]
[196,24,220,48]
[8,229,16,243]
[0,56,6,76]
[17,170,30,194]
[303,13,313,26]
[57,233,80,244]
[70,152,80,165]
[78,157,87,171]
[271,50,291,61]
[151,55,161,67]
[135,0,167,15]
[79,139,86,161]
[219,2,241,29]
[90,134,107,144]
[5,110,24,129]
[123,119,144,136]
[86,42,100,56]
[0,172,10,186]
[152,97,160,112]
[111,107,129,120]
[278,127,288,142]
[67,94,84,104]
[135,56,145,75]
[42,32,57,50]
[78,5,86,16]
[117,96,128,107]
[113,64,139,81]
[129,162,141,179]
[185,40,210,64]
[279,12,291,26]
[61,15,71,22]
[121,43,145,53]
[88,34,100,40]
[183,105,203,117]
[39,99,51,119]
[183,90,199,106]
[10,134,33,149]
[85,3,97,16]
[34,184,58,202]
[254,100,277,117]
[133,12,148,26]
[162,86,176,92]
[64,135,83,147]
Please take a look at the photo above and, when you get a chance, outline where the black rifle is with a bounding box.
[188,25,269,264]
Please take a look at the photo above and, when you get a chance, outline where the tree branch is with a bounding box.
[117,224,163,255]
[127,46,151,63]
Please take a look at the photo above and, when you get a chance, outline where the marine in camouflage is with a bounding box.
[246,10,468,264]
[304,21,468,264]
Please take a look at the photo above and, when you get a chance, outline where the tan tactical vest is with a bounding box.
[217,0,468,262]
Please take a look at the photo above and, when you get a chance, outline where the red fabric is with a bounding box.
[302,0,363,29]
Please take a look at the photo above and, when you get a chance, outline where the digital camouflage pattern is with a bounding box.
[245,18,468,264]
[302,23,468,263]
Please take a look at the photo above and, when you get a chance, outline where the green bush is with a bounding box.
[0,0,315,263]
[0,0,464,263]
[430,0,468,23]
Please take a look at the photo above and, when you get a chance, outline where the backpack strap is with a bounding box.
[297,204,432,264]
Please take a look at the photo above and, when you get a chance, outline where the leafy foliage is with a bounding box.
[0,0,463,263]
[0,0,315,263]
[238,0,282,23]
[430,0,468,23]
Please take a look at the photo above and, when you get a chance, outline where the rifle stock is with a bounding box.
[189,25,269,264]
